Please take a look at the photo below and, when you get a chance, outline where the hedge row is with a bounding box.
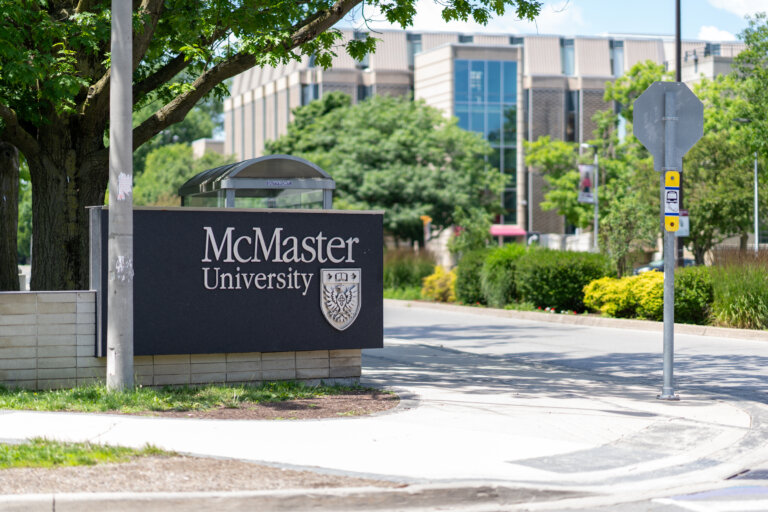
[455,245,614,311]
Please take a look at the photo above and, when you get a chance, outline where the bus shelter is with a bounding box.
[179,154,334,209]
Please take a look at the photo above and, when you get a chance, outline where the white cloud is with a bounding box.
[343,0,587,35]
[708,0,766,18]
[697,25,737,41]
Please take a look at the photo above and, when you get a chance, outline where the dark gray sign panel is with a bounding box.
[92,207,383,356]
[633,81,703,171]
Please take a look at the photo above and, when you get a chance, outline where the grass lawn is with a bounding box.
[0,438,169,469]
[0,381,380,414]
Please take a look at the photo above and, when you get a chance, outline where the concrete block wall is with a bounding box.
[0,292,362,390]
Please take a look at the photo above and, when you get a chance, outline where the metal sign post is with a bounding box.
[634,82,703,400]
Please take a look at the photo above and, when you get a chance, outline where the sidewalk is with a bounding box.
[0,301,767,511]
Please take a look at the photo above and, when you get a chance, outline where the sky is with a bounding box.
[341,0,767,41]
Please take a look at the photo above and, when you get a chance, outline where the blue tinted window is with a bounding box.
[487,61,501,103]
[470,61,484,103]
[454,60,469,102]
[503,148,516,178]
[561,39,574,76]
[503,106,516,145]
[503,62,517,103]
[489,148,501,171]
[503,189,517,223]
[486,111,502,143]
[455,103,470,131]
[470,111,484,135]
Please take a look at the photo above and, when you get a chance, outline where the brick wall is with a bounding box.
[0,292,362,390]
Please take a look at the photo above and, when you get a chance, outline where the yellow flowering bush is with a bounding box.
[421,266,456,303]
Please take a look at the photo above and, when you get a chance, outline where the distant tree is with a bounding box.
[523,136,588,228]
[734,13,768,158]
[133,103,219,178]
[134,145,235,207]
[267,93,504,244]
[683,75,757,260]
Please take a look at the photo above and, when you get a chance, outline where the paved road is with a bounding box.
[378,301,768,510]
[382,302,768,402]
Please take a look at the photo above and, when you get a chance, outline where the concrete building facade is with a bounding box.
[224,30,744,236]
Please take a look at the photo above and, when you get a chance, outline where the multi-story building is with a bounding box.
[224,30,744,236]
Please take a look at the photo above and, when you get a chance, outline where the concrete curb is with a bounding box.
[384,299,768,342]
[0,484,585,512]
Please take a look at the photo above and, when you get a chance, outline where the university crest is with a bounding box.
[320,269,361,331]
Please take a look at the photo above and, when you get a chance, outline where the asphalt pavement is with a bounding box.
[1,300,768,511]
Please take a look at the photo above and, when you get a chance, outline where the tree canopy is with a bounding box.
[267,92,504,243]
[0,0,542,290]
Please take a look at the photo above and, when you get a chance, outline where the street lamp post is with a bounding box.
[735,118,759,253]
[581,143,599,251]
[754,150,759,253]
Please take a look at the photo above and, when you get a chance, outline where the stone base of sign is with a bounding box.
[0,292,361,390]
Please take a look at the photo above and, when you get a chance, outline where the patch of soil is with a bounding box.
[138,390,400,420]
[0,456,403,495]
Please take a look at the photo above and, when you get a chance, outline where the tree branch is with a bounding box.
[133,0,164,72]
[0,104,40,160]
[99,0,361,158]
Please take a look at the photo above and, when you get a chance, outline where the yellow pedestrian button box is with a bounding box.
[665,171,680,187]
[665,216,679,232]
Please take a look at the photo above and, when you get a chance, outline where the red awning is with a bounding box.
[489,224,527,237]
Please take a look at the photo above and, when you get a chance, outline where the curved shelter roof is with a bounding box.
[178,154,335,197]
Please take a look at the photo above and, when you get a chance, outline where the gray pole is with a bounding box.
[675,0,685,269]
[755,151,759,253]
[107,0,134,390]
[593,151,599,252]
[660,91,678,400]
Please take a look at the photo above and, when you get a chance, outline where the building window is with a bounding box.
[503,190,517,224]
[609,40,624,77]
[308,53,316,68]
[301,83,319,105]
[565,90,579,142]
[704,43,721,57]
[407,33,422,69]
[509,36,524,45]
[560,38,574,76]
[454,59,518,224]
[354,31,369,69]
[469,61,484,103]
[458,34,474,43]
[357,84,373,102]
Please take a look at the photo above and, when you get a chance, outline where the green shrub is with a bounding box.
[455,248,489,305]
[517,249,613,311]
[583,266,713,324]
[383,286,422,300]
[480,244,527,308]
[583,276,636,317]
[711,264,768,329]
[383,249,434,289]
[675,266,713,325]
[630,271,664,321]
[421,266,456,303]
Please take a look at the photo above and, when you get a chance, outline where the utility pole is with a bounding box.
[107,0,134,390]
[675,0,685,268]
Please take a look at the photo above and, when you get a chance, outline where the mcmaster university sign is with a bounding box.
[90,207,383,356]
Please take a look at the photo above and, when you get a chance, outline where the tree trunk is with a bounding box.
[0,142,19,291]
[27,127,107,291]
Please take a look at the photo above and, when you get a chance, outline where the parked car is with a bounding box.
[633,258,695,275]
